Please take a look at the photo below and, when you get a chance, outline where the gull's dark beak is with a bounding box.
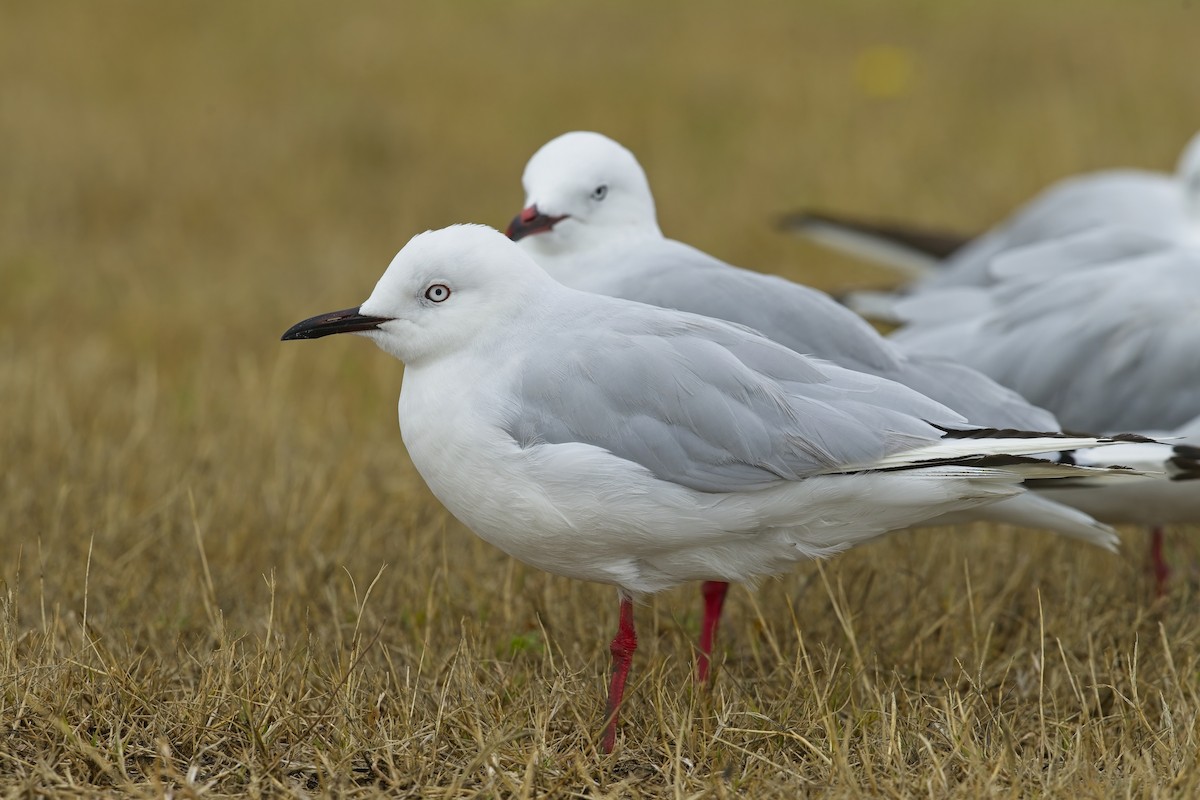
[280,306,392,341]
[505,204,568,241]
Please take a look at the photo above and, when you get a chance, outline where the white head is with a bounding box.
[506,131,662,257]
[282,225,556,365]
[1177,130,1200,221]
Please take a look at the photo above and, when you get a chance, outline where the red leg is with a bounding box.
[696,581,729,684]
[602,596,637,753]
[1150,525,1170,598]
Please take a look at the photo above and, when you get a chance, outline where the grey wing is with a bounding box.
[879,354,1060,431]
[597,240,904,374]
[505,307,962,493]
[895,249,1200,432]
[989,225,1172,283]
[929,171,1178,290]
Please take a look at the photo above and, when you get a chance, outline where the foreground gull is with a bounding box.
[283,224,1143,752]
[781,130,1200,322]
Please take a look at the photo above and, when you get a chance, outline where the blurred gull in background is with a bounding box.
[503,132,1198,567]
[506,132,1056,432]
[779,131,1200,591]
[282,225,1146,752]
[781,129,1200,323]
[889,234,1200,591]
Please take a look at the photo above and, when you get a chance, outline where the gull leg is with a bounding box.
[1150,525,1170,598]
[602,596,637,753]
[696,581,729,684]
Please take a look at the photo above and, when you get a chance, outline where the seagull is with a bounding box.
[780,130,1200,322]
[503,130,1199,596]
[1033,423,1200,592]
[283,224,1145,752]
[505,132,1060,432]
[889,235,1200,592]
[893,241,1200,432]
[501,132,1164,541]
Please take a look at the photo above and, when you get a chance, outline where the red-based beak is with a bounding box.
[506,204,568,241]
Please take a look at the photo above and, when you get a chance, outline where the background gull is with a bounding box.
[890,233,1200,591]
[282,224,1144,752]
[893,243,1200,432]
[503,131,1186,548]
[781,130,1200,322]
[506,133,1061,431]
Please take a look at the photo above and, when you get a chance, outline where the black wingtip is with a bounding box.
[1168,444,1200,481]
[777,210,974,260]
[936,426,1159,445]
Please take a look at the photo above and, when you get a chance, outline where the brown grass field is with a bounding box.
[3,1,1200,796]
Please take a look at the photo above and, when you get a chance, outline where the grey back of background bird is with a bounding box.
[544,238,1058,432]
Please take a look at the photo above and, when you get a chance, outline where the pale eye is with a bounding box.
[424,284,451,303]
[591,184,608,201]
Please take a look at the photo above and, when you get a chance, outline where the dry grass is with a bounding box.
[2,1,1199,796]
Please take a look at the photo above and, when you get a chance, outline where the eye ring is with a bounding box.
[591,184,608,201]
[424,283,451,303]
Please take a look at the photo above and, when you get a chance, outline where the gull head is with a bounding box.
[506,131,662,256]
[282,225,554,365]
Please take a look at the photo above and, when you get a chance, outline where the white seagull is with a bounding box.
[283,224,1146,752]
[502,133,1174,540]
[889,233,1200,591]
[505,132,1061,431]
[782,130,1200,322]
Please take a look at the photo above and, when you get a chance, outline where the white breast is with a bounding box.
[398,358,643,586]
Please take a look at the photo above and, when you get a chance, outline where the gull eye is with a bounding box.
[591,184,608,201]
[424,284,451,303]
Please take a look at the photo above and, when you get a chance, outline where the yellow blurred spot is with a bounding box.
[854,45,915,99]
